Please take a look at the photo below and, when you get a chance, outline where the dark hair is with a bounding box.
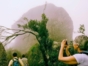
[74,35,88,51]
[22,54,25,58]
[13,52,17,57]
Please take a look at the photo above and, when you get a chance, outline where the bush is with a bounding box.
[0,42,8,66]
[27,44,44,66]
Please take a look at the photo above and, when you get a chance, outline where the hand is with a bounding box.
[61,39,67,48]
[65,45,70,50]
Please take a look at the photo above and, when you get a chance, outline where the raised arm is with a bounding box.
[58,39,77,65]
[65,45,71,56]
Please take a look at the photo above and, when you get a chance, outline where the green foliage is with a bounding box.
[78,24,85,34]
[4,13,75,66]
[68,41,76,55]
[27,43,70,66]
[6,49,13,61]
[17,14,49,66]
[18,13,70,66]
[28,20,39,32]
[27,44,44,66]
[0,42,8,66]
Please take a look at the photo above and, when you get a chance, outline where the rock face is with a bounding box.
[11,3,73,53]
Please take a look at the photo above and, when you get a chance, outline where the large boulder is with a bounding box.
[11,3,73,53]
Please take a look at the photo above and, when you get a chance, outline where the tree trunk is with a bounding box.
[40,44,48,66]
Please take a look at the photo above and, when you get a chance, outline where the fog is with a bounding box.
[0,0,88,40]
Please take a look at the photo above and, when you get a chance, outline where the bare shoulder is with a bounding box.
[10,59,13,62]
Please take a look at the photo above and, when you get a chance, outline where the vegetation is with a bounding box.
[17,14,59,66]
[1,13,68,66]
[78,24,85,34]
[6,48,21,61]
[27,44,44,66]
[0,14,84,66]
[0,42,7,66]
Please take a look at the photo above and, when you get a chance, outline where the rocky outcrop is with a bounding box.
[11,3,73,53]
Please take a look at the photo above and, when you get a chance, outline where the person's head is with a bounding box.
[73,35,88,52]
[22,54,25,58]
[13,52,17,57]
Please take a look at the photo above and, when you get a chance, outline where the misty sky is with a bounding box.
[0,0,88,39]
